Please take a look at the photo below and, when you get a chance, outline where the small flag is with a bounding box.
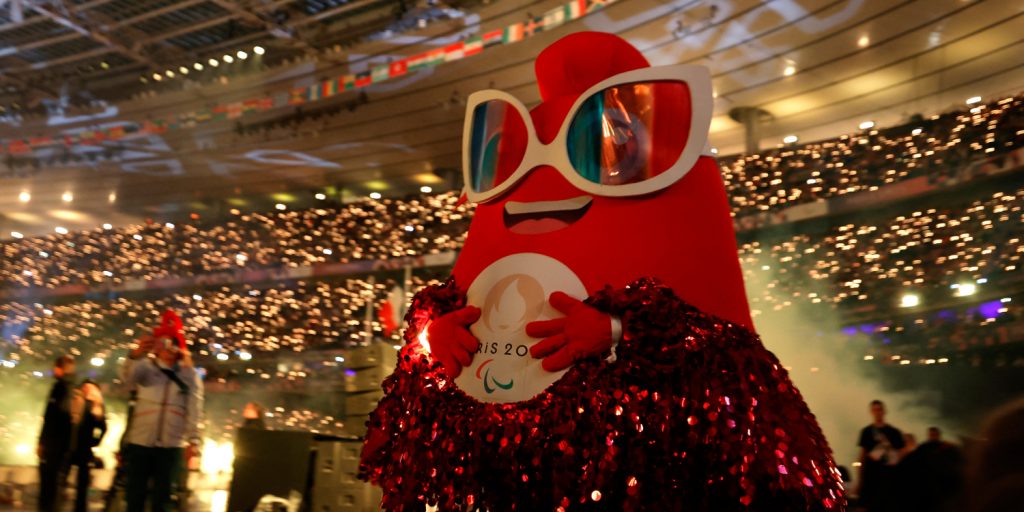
[482,29,504,47]
[543,7,567,29]
[107,127,125,140]
[586,0,613,11]
[342,74,356,90]
[371,65,390,83]
[211,105,228,121]
[307,83,321,102]
[227,102,243,119]
[566,0,587,18]
[8,139,29,154]
[258,97,273,110]
[355,71,372,87]
[503,22,524,44]
[464,36,484,56]
[426,48,446,66]
[29,136,54,147]
[322,79,338,98]
[406,52,430,71]
[444,42,465,62]
[288,87,305,105]
[195,109,212,122]
[389,59,408,77]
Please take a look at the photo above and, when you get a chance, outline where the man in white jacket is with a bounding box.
[120,310,203,512]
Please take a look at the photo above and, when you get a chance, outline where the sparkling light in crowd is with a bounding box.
[900,293,920,308]
[18,191,30,202]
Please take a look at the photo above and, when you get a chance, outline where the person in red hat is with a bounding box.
[360,32,843,510]
[119,310,204,512]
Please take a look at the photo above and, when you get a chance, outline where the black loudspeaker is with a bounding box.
[226,428,314,512]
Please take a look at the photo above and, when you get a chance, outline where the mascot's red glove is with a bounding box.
[425,306,481,378]
[527,292,620,372]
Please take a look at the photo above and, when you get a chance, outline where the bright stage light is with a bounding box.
[783,135,799,144]
[90,357,105,367]
[899,293,920,308]
[965,96,981,105]
[223,54,234,64]
[208,58,219,67]
[955,283,977,297]
[236,50,248,60]
[253,45,265,55]
[859,120,875,130]
[194,62,204,71]
[419,186,432,193]
[19,191,30,202]
[55,226,68,235]
[369,192,382,200]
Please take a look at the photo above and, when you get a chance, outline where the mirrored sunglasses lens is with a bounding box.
[468,100,527,194]
[567,81,692,186]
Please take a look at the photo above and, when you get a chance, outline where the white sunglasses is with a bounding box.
[461,64,714,204]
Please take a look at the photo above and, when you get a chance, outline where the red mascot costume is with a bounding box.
[359,32,845,511]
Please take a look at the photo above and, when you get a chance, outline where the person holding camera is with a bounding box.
[120,310,204,512]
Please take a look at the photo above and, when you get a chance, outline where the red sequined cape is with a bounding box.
[359,278,845,511]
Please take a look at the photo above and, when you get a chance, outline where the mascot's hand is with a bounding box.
[527,292,619,372]
[426,306,481,378]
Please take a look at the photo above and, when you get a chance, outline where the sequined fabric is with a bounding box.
[360,278,845,511]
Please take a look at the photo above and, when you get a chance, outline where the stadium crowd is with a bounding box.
[3,94,1024,291]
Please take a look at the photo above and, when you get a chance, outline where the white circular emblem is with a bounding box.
[454,253,586,403]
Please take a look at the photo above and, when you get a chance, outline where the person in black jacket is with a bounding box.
[69,380,107,512]
[37,355,76,512]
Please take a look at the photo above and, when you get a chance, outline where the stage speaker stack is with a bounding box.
[342,342,397,436]
[304,342,396,510]
[311,436,382,512]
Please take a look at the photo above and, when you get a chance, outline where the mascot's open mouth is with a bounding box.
[503,196,592,235]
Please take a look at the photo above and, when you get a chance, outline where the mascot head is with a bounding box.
[452,31,753,330]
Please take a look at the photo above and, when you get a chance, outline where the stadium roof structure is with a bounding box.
[0,0,1022,237]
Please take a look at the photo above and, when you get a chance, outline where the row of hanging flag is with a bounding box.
[1,0,617,156]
